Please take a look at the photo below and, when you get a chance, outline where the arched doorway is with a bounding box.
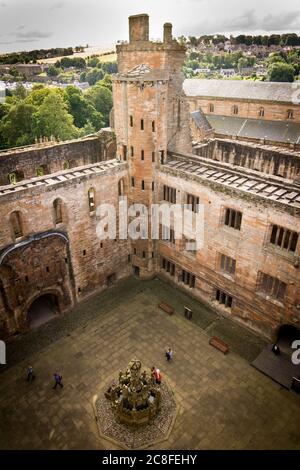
[277,324,300,355]
[27,294,59,329]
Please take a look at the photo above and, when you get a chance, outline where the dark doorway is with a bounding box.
[277,324,300,356]
[133,266,140,277]
[27,294,59,329]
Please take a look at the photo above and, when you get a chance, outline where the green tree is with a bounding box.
[85,83,112,126]
[1,102,36,147]
[47,65,61,77]
[34,91,78,140]
[87,56,100,67]
[64,85,104,129]
[85,68,104,85]
[267,62,295,82]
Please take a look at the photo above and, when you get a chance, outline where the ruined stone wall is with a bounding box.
[0,163,130,337]
[188,97,300,123]
[0,129,116,186]
[194,139,300,180]
[157,170,300,339]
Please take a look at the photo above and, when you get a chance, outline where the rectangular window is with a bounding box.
[269,225,298,253]
[152,181,154,191]
[181,270,196,288]
[142,251,146,259]
[152,121,155,132]
[183,237,197,255]
[161,225,175,244]
[161,257,175,276]
[152,151,155,163]
[186,193,199,213]
[224,208,242,230]
[141,180,145,190]
[163,185,176,203]
[141,150,144,161]
[122,145,127,161]
[131,146,134,157]
[130,115,133,127]
[131,177,135,187]
[220,253,236,275]
[141,119,144,130]
[259,272,287,302]
[216,289,233,308]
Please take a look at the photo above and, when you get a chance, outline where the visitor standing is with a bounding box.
[155,368,162,385]
[165,348,173,362]
[26,365,35,382]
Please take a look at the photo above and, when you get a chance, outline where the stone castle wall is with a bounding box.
[188,97,300,123]
[194,139,300,181]
[0,129,116,186]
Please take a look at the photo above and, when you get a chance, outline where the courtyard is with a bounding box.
[0,276,299,450]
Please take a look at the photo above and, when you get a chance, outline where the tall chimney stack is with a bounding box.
[163,23,173,43]
[129,14,149,42]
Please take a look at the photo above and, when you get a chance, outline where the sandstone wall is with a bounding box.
[0,162,130,337]
[0,130,116,186]
[157,170,300,339]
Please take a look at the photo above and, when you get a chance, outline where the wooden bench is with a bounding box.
[158,301,174,315]
[209,336,229,355]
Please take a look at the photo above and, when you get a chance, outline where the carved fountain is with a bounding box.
[105,359,161,426]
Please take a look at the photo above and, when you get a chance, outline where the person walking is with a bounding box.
[53,372,63,389]
[26,365,35,382]
[165,347,173,362]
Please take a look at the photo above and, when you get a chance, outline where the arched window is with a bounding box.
[209,103,214,113]
[10,211,23,239]
[232,105,239,115]
[88,188,95,213]
[259,107,265,118]
[7,170,24,185]
[118,179,125,197]
[53,199,63,224]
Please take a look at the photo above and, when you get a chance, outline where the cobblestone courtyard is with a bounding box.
[0,277,300,450]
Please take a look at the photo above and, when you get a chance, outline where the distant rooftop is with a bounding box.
[183,79,299,105]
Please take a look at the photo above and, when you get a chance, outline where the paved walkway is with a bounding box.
[0,277,299,450]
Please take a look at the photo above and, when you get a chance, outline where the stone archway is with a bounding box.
[27,293,59,329]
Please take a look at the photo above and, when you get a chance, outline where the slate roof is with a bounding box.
[163,153,300,211]
[190,110,213,132]
[206,115,300,144]
[183,79,300,104]
[0,160,125,197]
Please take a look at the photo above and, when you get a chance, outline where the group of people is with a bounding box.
[26,366,63,389]
[26,347,174,390]
[150,347,174,386]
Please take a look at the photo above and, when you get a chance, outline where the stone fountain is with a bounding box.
[94,358,178,449]
[104,359,161,426]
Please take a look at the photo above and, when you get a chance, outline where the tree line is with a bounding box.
[0,77,113,150]
[186,33,300,47]
[0,47,78,65]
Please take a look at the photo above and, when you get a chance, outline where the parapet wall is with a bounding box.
[194,139,300,181]
[0,129,116,186]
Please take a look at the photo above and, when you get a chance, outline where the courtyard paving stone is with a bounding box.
[0,276,299,450]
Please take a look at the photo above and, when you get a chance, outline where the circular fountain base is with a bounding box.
[95,375,178,449]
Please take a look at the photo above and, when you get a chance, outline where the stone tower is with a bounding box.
[112,14,192,278]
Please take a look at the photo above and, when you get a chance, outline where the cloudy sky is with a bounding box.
[0,0,299,53]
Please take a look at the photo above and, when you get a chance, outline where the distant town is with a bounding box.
[0,32,300,101]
